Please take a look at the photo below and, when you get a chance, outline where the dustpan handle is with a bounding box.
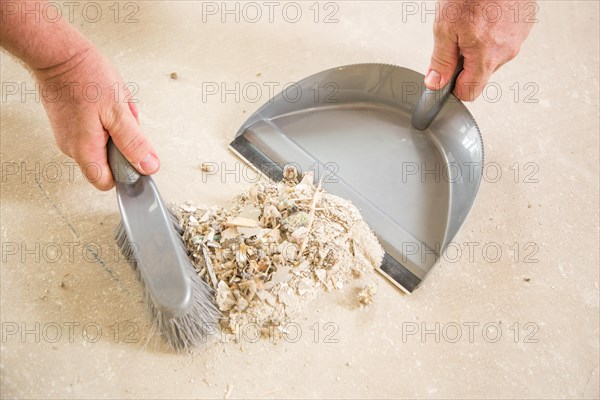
[411,56,464,130]
[107,138,141,184]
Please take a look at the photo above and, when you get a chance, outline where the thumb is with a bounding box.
[425,32,460,90]
[104,102,160,176]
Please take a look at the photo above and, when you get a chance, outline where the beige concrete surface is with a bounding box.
[1,1,599,398]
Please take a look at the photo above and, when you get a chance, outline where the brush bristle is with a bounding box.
[115,208,221,351]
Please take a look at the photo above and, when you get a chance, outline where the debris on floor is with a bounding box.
[357,284,378,306]
[200,162,214,173]
[176,167,383,339]
[223,384,234,399]
[170,72,178,80]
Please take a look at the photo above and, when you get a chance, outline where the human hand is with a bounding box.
[425,0,536,101]
[34,45,160,190]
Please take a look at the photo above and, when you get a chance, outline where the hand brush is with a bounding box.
[107,139,219,351]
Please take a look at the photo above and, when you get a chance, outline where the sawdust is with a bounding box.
[176,167,383,339]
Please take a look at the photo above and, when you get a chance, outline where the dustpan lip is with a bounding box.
[234,62,483,161]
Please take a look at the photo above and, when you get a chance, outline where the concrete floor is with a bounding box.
[1,1,598,398]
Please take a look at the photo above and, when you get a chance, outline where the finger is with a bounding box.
[128,101,140,125]
[125,83,140,125]
[103,102,160,176]
[72,132,115,191]
[453,56,495,102]
[425,28,460,90]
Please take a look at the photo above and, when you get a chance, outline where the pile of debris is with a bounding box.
[176,167,383,339]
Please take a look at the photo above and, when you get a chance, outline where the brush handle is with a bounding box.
[107,139,195,319]
[411,56,464,130]
[107,139,141,184]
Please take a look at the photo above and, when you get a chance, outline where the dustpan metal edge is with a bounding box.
[228,137,424,294]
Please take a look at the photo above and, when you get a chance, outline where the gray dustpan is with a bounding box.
[229,62,483,293]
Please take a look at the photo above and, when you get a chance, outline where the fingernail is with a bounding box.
[139,154,159,174]
[425,70,442,88]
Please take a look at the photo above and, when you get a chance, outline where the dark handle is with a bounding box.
[411,56,464,130]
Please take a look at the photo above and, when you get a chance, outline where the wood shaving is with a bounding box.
[224,384,233,399]
[357,284,378,306]
[176,171,384,339]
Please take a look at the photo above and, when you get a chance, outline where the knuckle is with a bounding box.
[119,132,147,159]
[433,22,446,35]
[431,53,455,70]
[507,46,521,61]
[482,58,497,72]
[103,105,124,131]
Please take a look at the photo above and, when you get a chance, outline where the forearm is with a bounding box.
[1,1,161,190]
[0,0,91,76]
